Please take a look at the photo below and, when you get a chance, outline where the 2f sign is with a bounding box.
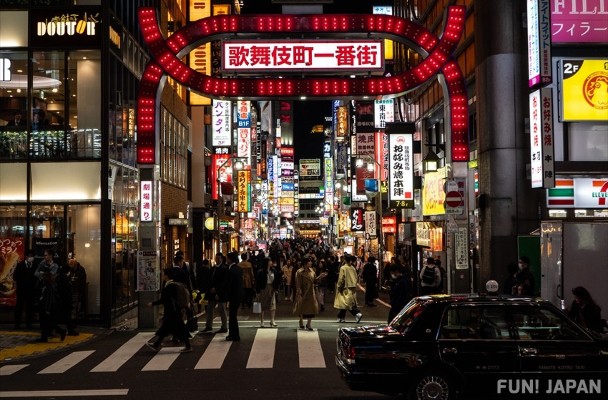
[0,58,11,81]
[562,61,581,77]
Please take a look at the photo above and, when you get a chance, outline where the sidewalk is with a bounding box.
[0,325,111,364]
[1,284,391,364]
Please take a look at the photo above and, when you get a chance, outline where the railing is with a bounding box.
[0,128,101,160]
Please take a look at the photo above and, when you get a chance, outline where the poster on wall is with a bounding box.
[137,250,159,291]
[561,59,608,121]
[0,237,24,307]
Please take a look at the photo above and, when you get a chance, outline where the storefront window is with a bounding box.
[30,205,65,260]
[67,204,99,316]
[0,51,29,159]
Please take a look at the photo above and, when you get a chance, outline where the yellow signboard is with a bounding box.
[422,169,446,216]
[562,59,608,121]
[236,170,251,213]
[189,0,211,105]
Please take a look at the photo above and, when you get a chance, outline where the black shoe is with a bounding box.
[201,327,213,333]
[215,328,228,333]
[225,336,240,341]
[146,342,160,351]
[59,330,67,341]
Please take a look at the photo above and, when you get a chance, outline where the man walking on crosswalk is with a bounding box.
[226,251,243,341]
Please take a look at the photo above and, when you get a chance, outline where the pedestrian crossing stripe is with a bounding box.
[0,326,344,376]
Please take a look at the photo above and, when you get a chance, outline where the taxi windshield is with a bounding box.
[388,299,426,333]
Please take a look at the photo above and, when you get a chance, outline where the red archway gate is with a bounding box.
[137,7,468,164]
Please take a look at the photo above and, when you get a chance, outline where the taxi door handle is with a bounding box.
[442,347,458,354]
[520,347,538,356]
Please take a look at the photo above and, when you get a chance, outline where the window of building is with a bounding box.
[160,107,187,188]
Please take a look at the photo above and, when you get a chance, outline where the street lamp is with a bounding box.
[355,155,384,285]
[422,144,445,174]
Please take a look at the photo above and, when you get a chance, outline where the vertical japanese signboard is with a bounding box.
[527,0,552,87]
[364,210,376,238]
[140,180,153,222]
[350,207,364,232]
[236,100,251,163]
[212,100,231,146]
[529,87,555,188]
[387,123,414,208]
[237,169,251,213]
[374,99,394,129]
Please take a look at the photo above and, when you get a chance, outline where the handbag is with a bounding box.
[253,301,261,314]
[187,315,198,332]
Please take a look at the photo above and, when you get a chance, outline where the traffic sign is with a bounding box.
[445,191,463,208]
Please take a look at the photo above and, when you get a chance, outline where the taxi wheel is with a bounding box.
[408,371,456,400]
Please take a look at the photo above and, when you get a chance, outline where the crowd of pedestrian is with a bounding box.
[13,248,85,342]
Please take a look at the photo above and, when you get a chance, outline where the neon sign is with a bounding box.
[137,7,468,164]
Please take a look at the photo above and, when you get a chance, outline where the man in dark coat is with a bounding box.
[146,268,191,352]
[225,251,244,341]
[387,264,412,323]
[14,249,38,329]
[201,253,228,333]
[361,256,378,306]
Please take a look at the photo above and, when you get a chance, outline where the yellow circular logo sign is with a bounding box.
[583,71,608,110]
[204,217,216,231]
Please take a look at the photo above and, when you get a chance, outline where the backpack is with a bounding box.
[172,281,191,309]
[421,266,436,285]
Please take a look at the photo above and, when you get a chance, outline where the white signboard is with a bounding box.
[529,88,555,188]
[388,132,414,205]
[364,210,377,238]
[374,99,394,129]
[222,40,384,72]
[455,226,469,270]
[299,159,321,177]
[140,180,153,222]
[137,250,159,291]
[212,100,231,146]
[527,0,551,87]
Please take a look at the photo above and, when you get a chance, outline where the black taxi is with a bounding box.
[335,294,607,400]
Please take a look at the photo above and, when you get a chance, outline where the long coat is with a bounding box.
[293,268,318,316]
[333,263,359,310]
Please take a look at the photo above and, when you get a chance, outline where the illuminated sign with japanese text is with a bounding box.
[140,181,153,222]
[527,0,552,87]
[237,170,251,213]
[212,100,231,146]
[236,100,251,163]
[374,99,394,129]
[136,7,468,164]
[529,88,555,188]
[387,124,414,208]
[222,40,384,73]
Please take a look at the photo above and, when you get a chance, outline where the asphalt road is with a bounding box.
[0,292,399,400]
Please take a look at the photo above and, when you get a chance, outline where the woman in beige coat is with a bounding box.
[333,255,363,323]
[293,257,318,330]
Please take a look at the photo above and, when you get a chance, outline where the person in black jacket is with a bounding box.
[195,259,211,314]
[361,256,378,306]
[146,268,191,352]
[14,249,38,329]
[387,264,412,323]
[569,286,603,334]
[225,251,244,341]
[201,253,228,333]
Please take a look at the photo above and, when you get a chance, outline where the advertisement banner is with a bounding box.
[422,169,446,216]
[0,237,24,306]
[350,207,365,232]
[551,0,608,44]
[388,131,414,208]
[212,100,231,146]
[374,99,394,129]
[529,88,555,188]
[561,59,608,121]
[355,101,375,134]
[364,210,377,238]
[236,170,251,213]
[299,159,321,177]
[527,0,552,87]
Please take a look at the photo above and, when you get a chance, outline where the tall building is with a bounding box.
[0,0,191,326]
